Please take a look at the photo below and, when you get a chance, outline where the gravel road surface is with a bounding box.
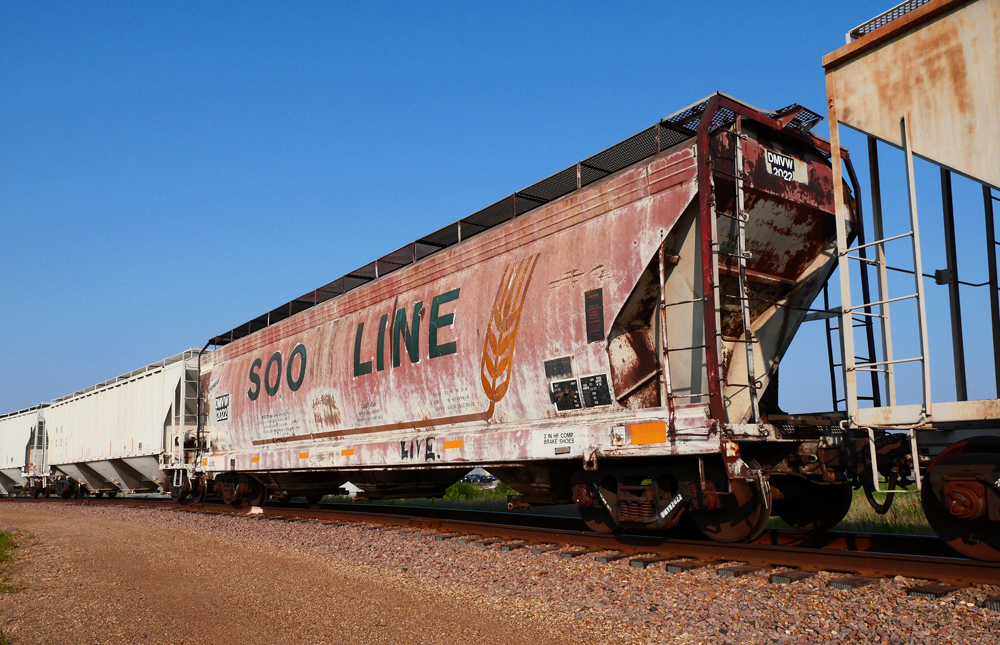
[0,503,998,644]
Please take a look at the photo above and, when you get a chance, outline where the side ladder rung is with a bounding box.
[847,293,917,312]
[716,209,749,222]
[717,249,752,260]
[666,344,707,352]
[663,297,707,308]
[841,230,913,255]
[852,356,922,369]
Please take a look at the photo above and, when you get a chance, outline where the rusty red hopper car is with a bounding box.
[193,94,858,542]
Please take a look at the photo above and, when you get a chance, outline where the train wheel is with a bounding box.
[777,482,853,534]
[106,490,118,498]
[220,482,242,507]
[31,485,44,499]
[692,468,771,543]
[173,479,191,505]
[304,494,323,506]
[921,437,1000,561]
[192,480,207,504]
[247,482,267,507]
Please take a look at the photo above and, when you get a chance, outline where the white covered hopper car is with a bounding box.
[0,405,46,496]
[14,351,200,497]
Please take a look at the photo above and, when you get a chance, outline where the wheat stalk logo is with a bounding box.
[481,254,540,419]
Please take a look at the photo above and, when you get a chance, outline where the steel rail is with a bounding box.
[6,497,999,586]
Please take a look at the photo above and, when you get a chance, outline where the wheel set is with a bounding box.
[920,437,1000,562]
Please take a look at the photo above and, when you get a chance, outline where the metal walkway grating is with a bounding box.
[848,0,934,40]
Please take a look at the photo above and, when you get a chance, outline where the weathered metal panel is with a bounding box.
[203,145,703,472]
[0,407,42,493]
[824,0,1000,188]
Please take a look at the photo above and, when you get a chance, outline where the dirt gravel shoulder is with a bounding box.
[0,503,583,645]
[0,502,999,645]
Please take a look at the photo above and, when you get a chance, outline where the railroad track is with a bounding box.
[7,497,1000,593]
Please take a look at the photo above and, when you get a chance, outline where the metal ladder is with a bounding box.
[838,119,931,418]
[822,298,881,411]
[657,117,789,426]
[730,118,760,423]
[654,120,751,428]
[667,118,761,424]
[833,120,932,496]
[167,357,200,487]
[657,244,710,432]
[25,419,48,487]
[817,138,884,412]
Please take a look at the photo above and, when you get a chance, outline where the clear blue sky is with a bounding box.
[2,2,994,413]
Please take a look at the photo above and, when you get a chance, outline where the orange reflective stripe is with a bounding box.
[630,421,667,445]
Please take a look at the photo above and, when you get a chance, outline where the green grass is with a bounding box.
[833,486,931,534]
[769,485,932,534]
[0,532,15,564]
[0,530,15,596]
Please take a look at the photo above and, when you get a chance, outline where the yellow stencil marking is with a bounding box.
[341,448,354,456]
[630,421,667,445]
[443,439,463,450]
[202,458,208,466]
[251,456,260,463]
[299,452,310,459]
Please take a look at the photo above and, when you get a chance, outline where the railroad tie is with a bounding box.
[769,570,816,585]
[667,560,707,574]
[559,547,599,559]
[905,584,960,599]
[717,565,766,578]
[629,555,669,569]
[828,576,881,590]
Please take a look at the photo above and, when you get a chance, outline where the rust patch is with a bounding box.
[312,394,342,427]
[870,19,972,118]
[607,329,660,409]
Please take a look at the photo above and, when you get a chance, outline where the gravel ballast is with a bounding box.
[0,503,998,644]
